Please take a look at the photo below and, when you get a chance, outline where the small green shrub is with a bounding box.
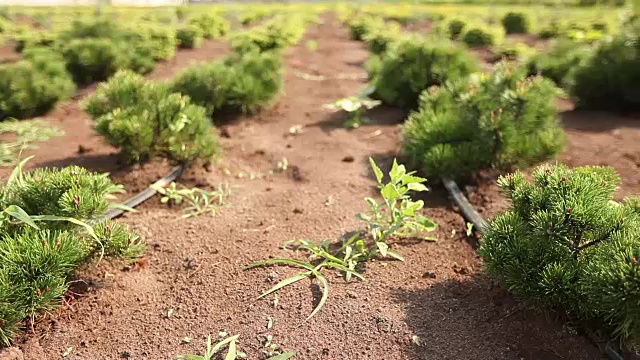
[501,12,530,34]
[123,23,177,61]
[13,30,57,53]
[462,25,504,47]
[447,18,467,39]
[348,15,384,41]
[0,53,75,120]
[363,22,402,55]
[62,38,125,84]
[0,161,142,346]
[230,16,306,53]
[571,29,640,111]
[479,163,640,348]
[538,21,563,39]
[85,71,218,164]
[188,13,229,39]
[526,40,590,88]
[369,37,478,109]
[402,62,564,179]
[171,51,283,115]
[176,25,203,49]
[494,42,536,63]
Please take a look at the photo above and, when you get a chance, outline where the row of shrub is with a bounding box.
[0,161,144,346]
[84,49,283,164]
[360,13,640,348]
[231,14,308,53]
[0,12,236,120]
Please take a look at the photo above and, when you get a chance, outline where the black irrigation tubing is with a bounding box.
[102,164,186,220]
[440,175,625,360]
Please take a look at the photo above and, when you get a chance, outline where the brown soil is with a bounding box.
[2,14,633,360]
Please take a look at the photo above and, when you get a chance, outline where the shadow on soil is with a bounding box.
[36,153,126,174]
[562,109,640,132]
[314,105,406,134]
[394,274,602,360]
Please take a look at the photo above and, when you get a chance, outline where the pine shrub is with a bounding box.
[526,40,590,88]
[462,25,505,47]
[402,62,564,179]
[492,41,536,62]
[171,51,283,115]
[62,38,125,85]
[348,15,384,41]
[0,162,142,346]
[85,71,218,163]
[230,16,306,54]
[363,21,403,55]
[123,23,177,61]
[0,52,75,120]
[188,13,229,39]
[176,25,203,49]
[479,164,640,348]
[571,29,640,111]
[447,18,467,40]
[369,37,478,109]
[501,12,530,34]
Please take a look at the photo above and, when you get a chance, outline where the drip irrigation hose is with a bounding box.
[440,175,625,360]
[103,165,185,220]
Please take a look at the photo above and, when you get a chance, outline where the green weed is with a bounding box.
[324,86,381,129]
[246,158,436,319]
[151,182,231,219]
[0,119,63,166]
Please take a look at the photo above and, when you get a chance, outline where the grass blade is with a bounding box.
[386,249,405,261]
[7,155,33,186]
[30,215,98,240]
[306,272,328,320]
[211,334,240,354]
[245,258,316,272]
[3,205,39,229]
[224,339,237,360]
[267,352,296,360]
[321,262,365,281]
[258,272,310,299]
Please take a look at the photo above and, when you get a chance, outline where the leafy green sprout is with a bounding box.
[177,334,295,360]
[151,182,231,219]
[0,119,63,166]
[245,158,437,319]
[324,86,381,129]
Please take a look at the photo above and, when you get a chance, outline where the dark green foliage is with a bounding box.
[188,13,229,39]
[62,38,124,85]
[176,25,203,49]
[492,42,535,62]
[402,62,564,179]
[501,12,530,34]
[538,21,563,39]
[85,71,218,163]
[231,16,306,54]
[171,51,283,115]
[348,15,384,41]
[122,23,177,61]
[58,18,177,82]
[526,40,590,87]
[13,30,57,53]
[0,162,142,346]
[0,51,75,120]
[571,29,640,111]
[363,22,402,55]
[448,18,467,39]
[462,25,504,47]
[479,164,640,347]
[369,38,478,109]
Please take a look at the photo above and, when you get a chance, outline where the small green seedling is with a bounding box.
[151,182,231,218]
[246,158,437,319]
[324,86,381,129]
[305,39,318,51]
